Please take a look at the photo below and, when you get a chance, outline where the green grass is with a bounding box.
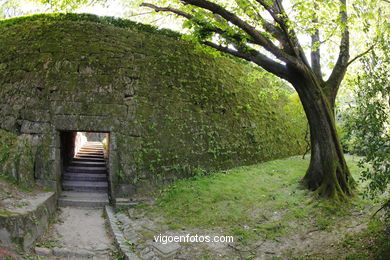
[144,155,375,244]
[342,219,390,259]
[154,156,309,226]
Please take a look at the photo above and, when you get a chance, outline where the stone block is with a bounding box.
[49,147,60,161]
[0,103,16,116]
[74,248,95,258]
[20,109,50,122]
[53,115,115,132]
[142,250,156,260]
[50,132,61,148]
[116,213,130,224]
[36,179,57,191]
[52,247,70,257]
[0,192,56,251]
[21,121,51,134]
[116,198,138,208]
[124,230,139,244]
[35,247,52,256]
[151,241,181,258]
[0,228,12,245]
[125,252,141,260]
[52,101,127,119]
[0,116,17,131]
[115,184,136,198]
[53,247,94,258]
[49,159,61,179]
[140,247,151,256]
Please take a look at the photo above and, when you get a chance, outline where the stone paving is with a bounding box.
[105,206,181,259]
[35,207,113,259]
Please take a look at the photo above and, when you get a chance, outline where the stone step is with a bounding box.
[79,147,104,152]
[76,154,104,158]
[82,145,103,148]
[76,153,104,157]
[62,181,108,192]
[66,166,107,174]
[77,150,104,154]
[79,147,103,151]
[72,157,106,162]
[58,191,109,207]
[60,142,108,206]
[63,172,107,181]
[82,146,103,149]
[76,153,103,157]
[81,147,103,150]
[77,153,104,157]
[70,160,106,167]
[78,150,103,153]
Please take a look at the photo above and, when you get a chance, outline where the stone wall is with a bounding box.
[0,192,56,250]
[0,14,307,198]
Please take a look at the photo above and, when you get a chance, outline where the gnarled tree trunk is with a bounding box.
[290,68,354,200]
[141,0,357,199]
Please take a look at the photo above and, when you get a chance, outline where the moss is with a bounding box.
[0,129,17,164]
[0,13,181,39]
[0,130,35,186]
[0,209,19,217]
[0,13,307,190]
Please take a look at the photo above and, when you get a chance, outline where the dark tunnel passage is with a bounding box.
[59,131,110,200]
[59,131,109,167]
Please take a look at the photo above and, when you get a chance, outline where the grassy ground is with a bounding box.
[132,155,389,259]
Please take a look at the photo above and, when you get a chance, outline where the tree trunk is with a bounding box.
[290,68,355,200]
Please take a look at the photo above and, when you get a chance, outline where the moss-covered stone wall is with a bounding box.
[0,14,306,197]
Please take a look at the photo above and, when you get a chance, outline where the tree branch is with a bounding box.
[180,0,299,66]
[140,3,194,19]
[262,20,290,49]
[310,3,322,80]
[203,41,250,60]
[254,0,306,61]
[233,1,292,53]
[326,0,350,91]
[203,41,290,81]
[142,0,301,81]
[141,2,256,45]
[346,45,375,67]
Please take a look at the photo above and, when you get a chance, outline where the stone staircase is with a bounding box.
[59,142,109,207]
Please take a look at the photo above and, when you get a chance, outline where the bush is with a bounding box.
[341,36,389,199]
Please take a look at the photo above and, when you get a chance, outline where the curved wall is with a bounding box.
[0,14,306,197]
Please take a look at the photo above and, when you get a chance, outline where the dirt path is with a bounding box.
[54,207,112,251]
[36,207,114,259]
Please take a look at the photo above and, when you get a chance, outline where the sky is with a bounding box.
[0,0,184,31]
[0,0,127,18]
[76,0,125,17]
